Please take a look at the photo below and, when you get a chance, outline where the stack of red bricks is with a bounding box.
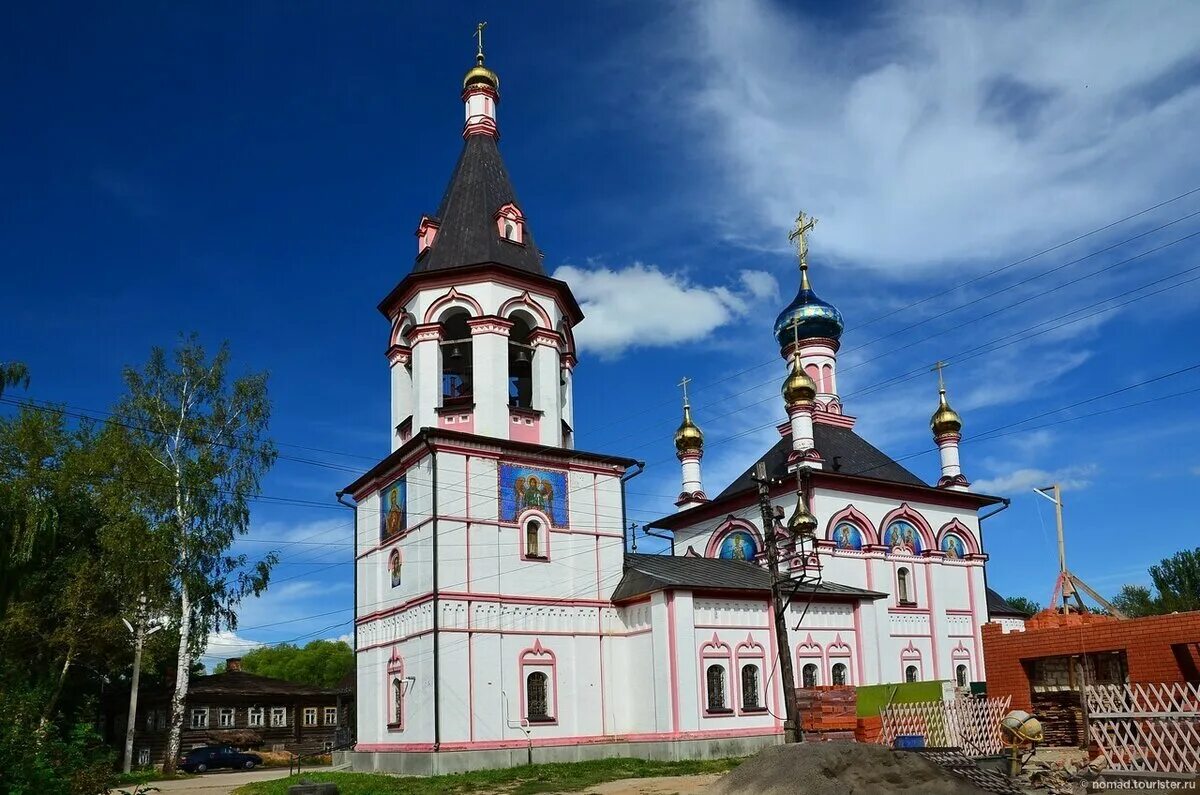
[855,713,884,744]
[795,685,858,742]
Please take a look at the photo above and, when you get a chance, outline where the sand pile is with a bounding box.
[708,742,991,795]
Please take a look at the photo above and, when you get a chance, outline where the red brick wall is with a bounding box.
[982,611,1200,712]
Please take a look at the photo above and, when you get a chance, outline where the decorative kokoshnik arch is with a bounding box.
[824,505,878,550]
[936,517,979,559]
[705,518,766,563]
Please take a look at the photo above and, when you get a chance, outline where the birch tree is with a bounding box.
[112,336,277,773]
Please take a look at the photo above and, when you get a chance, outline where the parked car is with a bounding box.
[178,745,263,773]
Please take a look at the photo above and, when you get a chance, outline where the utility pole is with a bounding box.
[753,460,801,743]
[122,594,162,773]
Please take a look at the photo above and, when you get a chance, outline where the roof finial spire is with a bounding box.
[678,375,692,408]
[474,21,487,65]
[789,211,818,290]
[933,360,948,398]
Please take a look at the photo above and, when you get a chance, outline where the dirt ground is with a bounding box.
[570,773,722,794]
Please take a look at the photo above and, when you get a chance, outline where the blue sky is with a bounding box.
[4,1,1200,666]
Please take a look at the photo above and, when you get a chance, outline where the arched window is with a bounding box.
[439,309,473,405]
[508,313,535,409]
[740,665,760,710]
[388,548,402,588]
[386,648,404,730]
[905,665,918,683]
[897,567,913,605]
[504,220,515,239]
[705,665,727,711]
[956,664,969,688]
[802,663,818,688]
[525,520,542,559]
[526,671,549,720]
[831,662,848,686]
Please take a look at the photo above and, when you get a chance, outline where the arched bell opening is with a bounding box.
[439,308,473,407]
[508,311,536,409]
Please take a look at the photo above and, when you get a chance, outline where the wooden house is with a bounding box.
[114,658,353,768]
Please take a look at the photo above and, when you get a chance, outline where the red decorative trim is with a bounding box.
[666,592,680,733]
[498,290,553,329]
[700,633,734,717]
[385,344,411,367]
[386,647,404,732]
[466,315,515,336]
[704,518,765,561]
[900,641,924,681]
[377,263,584,329]
[733,633,767,715]
[423,288,484,325]
[782,337,841,358]
[389,310,415,347]
[824,505,878,547]
[880,503,935,551]
[827,633,853,685]
[674,490,709,507]
[811,409,856,429]
[937,474,971,489]
[518,640,558,725]
[935,518,978,557]
[518,509,552,562]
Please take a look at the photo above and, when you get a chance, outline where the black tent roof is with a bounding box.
[414,134,545,275]
[717,423,927,499]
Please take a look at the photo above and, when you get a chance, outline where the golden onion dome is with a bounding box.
[786,496,818,539]
[782,357,817,407]
[463,56,499,90]
[930,389,963,436]
[674,405,704,454]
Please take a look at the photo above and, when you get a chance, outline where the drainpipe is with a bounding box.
[618,461,646,551]
[977,497,1011,627]
[420,435,441,752]
[336,489,357,747]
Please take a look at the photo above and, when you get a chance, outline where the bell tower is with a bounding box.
[379,29,582,450]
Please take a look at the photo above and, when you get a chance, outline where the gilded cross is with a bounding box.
[932,360,948,392]
[789,211,818,266]
[474,21,488,60]
[678,376,692,408]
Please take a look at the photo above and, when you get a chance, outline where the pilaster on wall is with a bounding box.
[388,346,413,452]
[532,337,562,447]
[410,326,442,433]
[468,318,512,439]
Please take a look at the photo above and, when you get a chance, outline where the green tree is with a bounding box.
[1004,596,1041,617]
[0,362,30,397]
[110,336,277,773]
[214,640,353,688]
[1149,548,1200,614]
[1109,584,1161,618]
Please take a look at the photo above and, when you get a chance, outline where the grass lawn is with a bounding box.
[113,769,195,786]
[233,757,742,795]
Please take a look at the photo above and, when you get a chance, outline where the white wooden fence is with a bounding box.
[1086,682,1200,775]
[879,696,1011,756]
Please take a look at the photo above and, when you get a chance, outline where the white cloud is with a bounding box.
[201,630,262,670]
[552,263,777,357]
[972,464,1097,495]
[667,0,1200,272]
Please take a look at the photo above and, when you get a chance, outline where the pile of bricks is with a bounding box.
[795,685,858,742]
[855,713,884,744]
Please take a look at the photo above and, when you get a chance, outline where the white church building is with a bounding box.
[344,45,1025,775]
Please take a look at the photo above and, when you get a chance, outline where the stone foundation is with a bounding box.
[351,733,782,776]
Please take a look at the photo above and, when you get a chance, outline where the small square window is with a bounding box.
[190,708,208,729]
[219,708,235,727]
[248,707,264,727]
[270,707,287,728]
[324,707,338,726]
[303,707,318,726]
[137,748,151,767]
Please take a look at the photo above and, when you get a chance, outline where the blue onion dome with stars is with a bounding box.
[774,264,844,349]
